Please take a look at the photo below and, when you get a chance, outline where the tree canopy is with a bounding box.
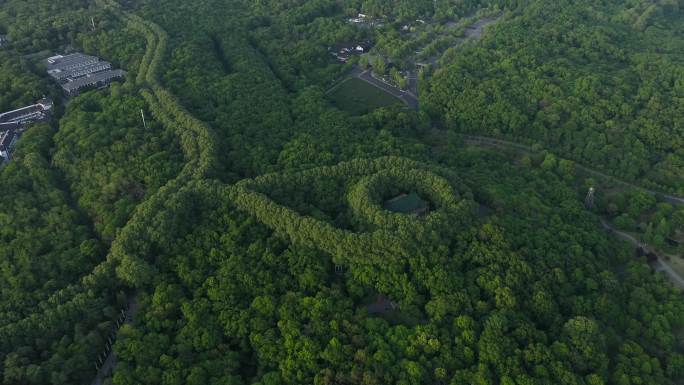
[0,0,682,384]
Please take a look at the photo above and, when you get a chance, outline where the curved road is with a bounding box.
[599,219,684,290]
[356,70,419,110]
[325,67,419,110]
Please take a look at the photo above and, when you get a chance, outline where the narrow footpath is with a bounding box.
[90,296,139,385]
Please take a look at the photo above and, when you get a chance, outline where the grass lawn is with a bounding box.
[328,78,403,115]
[384,192,429,215]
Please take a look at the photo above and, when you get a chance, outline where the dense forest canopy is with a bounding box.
[424,0,684,194]
[53,87,184,240]
[0,0,682,384]
[0,52,48,111]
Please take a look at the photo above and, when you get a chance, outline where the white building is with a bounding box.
[0,98,53,125]
[0,129,18,162]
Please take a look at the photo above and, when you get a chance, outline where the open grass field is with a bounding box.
[328,78,403,115]
[384,192,429,215]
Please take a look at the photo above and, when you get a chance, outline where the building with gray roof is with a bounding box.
[0,98,53,163]
[48,61,112,81]
[45,53,125,96]
[0,129,18,162]
[61,70,125,96]
[45,54,99,72]
[0,98,53,125]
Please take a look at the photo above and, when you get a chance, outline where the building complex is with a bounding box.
[0,52,122,163]
[0,98,53,162]
[45,53,125,96]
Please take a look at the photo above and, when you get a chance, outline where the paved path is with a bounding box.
[600,219,684,290]
[464,14,503,39]
[91,296,139,385]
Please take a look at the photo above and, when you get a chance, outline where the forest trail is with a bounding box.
[461,134,684,205]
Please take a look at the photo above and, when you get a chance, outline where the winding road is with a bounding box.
[599,219,684,290]
[463,15,502,39]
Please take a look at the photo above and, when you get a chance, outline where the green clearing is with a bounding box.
[383,192,429,215]
[328,78,403,115]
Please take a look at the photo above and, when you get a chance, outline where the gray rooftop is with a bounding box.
[0,122,20,131]
[0,104,45,123]
[0,129,17,149]
[45,53,100,72]
[61,69,125,92]
[49,61,112,81]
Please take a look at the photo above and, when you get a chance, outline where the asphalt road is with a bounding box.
[340,14,505,112]
[356,69,419,110]
[464,15,503,39]
[600,219,684,290]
